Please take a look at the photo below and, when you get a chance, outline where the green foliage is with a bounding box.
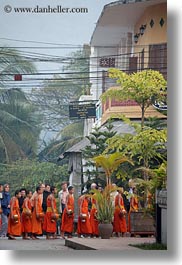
[0,47,36,86]
[0,89,41,163]
[126,128,166,166]
[134,161,167,192]
[101,69,167,128]
[39,121,84,163]
[92,185,115,224]
[0,159,69,196]
[82,121,116,185]
[106,128,166,168]
[92,153,133,186]
[95,69,167,209]
[104,121,167,208]
[145,117,167,130]
[59,121,84,141]
[103,68,167,106]
[0,47,40,162]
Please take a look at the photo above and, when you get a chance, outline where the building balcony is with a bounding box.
[101,87,167,125]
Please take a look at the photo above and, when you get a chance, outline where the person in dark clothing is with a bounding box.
[123,191,130,213]
[0,184,11,237]
[18,188,27,214]
[42,184,51,213]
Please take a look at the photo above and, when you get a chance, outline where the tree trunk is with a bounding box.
[141,104,145,130]
[143,159,149,208]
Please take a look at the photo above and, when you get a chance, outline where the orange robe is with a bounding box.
[43,195,57,233]
[77,196,92,235]
[21,198,32,233]
[61,194,74,233]
[128,194,139,232]
[113,194,127,233]
[8,197,22,236]
[90,197,99,236]
[31,194,43,235]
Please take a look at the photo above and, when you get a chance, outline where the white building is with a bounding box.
[85,0,167,132]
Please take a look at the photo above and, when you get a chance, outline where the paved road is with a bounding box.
[0,236,74,251]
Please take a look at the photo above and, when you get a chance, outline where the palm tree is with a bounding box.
[0,47,40,163]
[0,88,41,163]
[38,121,84,163]
[92,152,133,186]
[0,47,36,86]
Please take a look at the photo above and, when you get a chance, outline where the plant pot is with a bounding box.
[98,223,113,239]
[130,211,155,236]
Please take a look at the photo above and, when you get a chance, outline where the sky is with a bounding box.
[0,0,181,70]
[0,0,113,65]
[0,0,118,143]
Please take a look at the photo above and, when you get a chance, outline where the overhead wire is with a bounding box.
[0,45,167,61]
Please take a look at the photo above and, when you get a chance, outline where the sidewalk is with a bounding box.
[0,235,156,250]
[65,236,156,250]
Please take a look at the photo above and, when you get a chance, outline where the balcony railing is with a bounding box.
[101,43,167,93]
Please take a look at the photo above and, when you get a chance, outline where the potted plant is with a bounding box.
[91,185,115,239]
[91,153,133,238]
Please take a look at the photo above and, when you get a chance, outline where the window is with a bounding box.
[148,43,167,79]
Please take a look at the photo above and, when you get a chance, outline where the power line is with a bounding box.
[0,46,167,61]
[0,37,83,47]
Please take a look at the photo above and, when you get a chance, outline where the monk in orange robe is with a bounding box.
[113,188,127,237]
[31,186,44,239]
[90,191,99,237]
[60,186,74,238]
[43,186,59,239]
[21,190,33,239]
[7,190,21,240]
[77,194,92,237]
[128,187,139,233]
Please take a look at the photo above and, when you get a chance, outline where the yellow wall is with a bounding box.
[134,3,167,52]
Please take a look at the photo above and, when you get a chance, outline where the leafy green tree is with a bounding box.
[134,161,167,193]
[81,121,116,186]
[0,88,41,163]
[105,126,167,207]
[106,127,166,178]
[126,128,166,179]
[0,159,69,196]
[101,69,167,129]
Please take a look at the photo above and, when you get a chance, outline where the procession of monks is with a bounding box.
[3,182,139,240]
